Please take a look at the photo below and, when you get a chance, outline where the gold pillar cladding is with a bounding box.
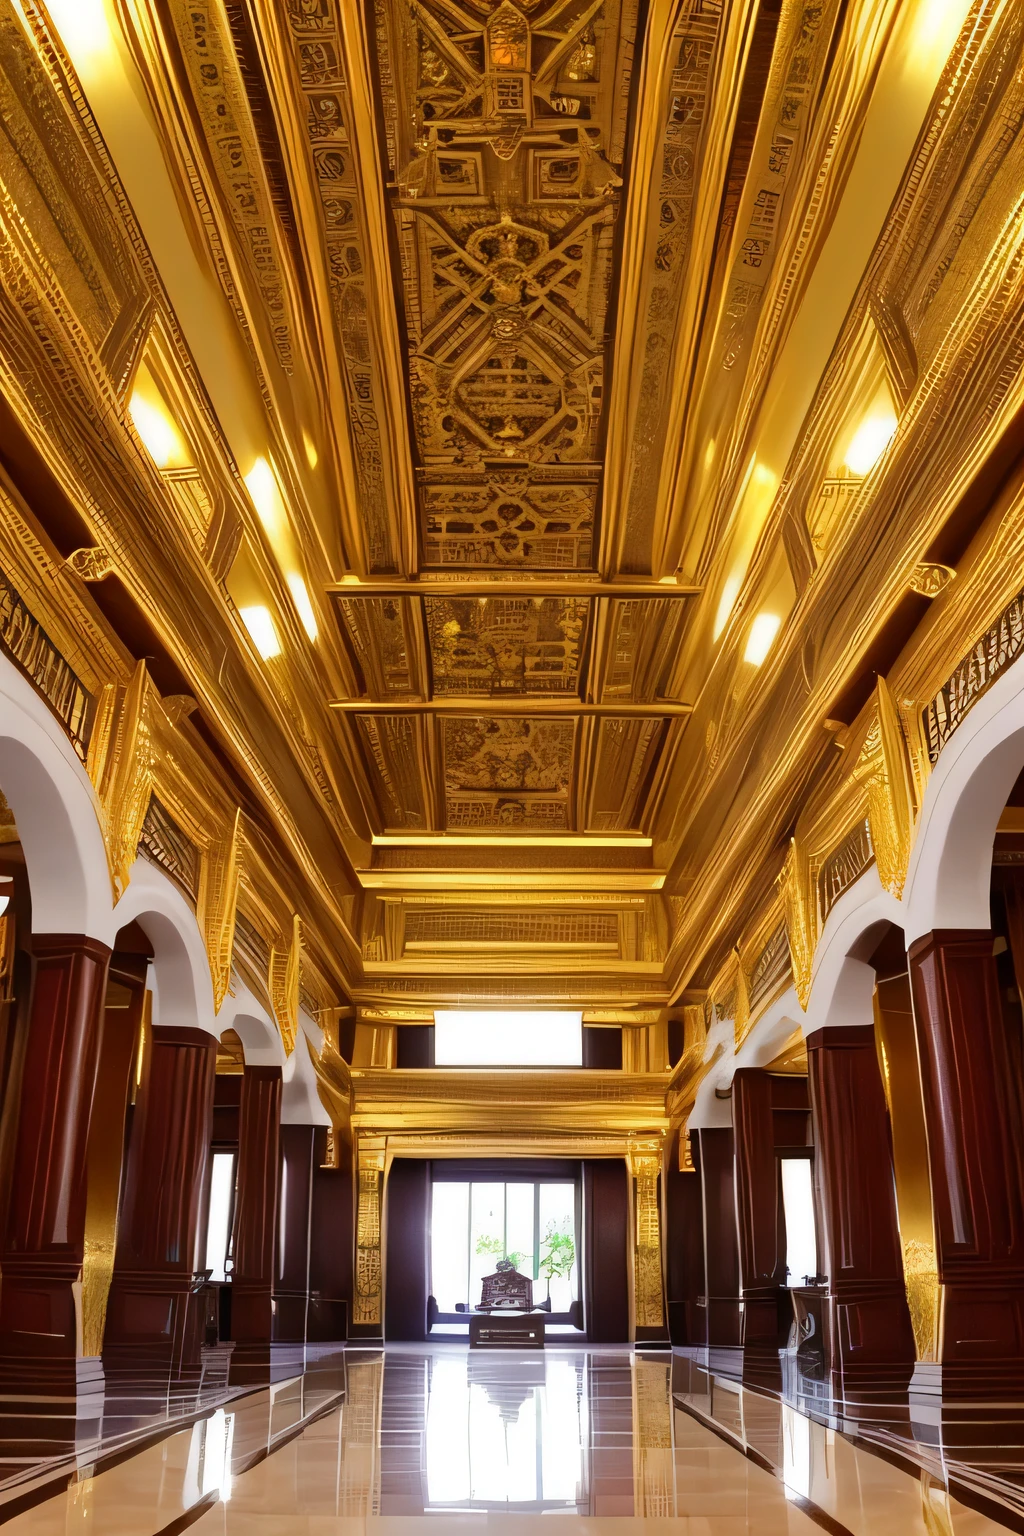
[353,1136,386,1328]
[874,976,939,1361]
[338,1354,384,1516]
[82,978,147,1356]
[632,1354,675,1515]
[628,1138,666,1330]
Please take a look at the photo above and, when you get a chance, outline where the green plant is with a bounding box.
[538,1217,576,1299]
[475,1233,526,1270]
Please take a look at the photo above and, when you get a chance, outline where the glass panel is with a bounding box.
[431,1181,470,1312]
[505,1182,535,1278]
[538,1183,577,1313]
[434,1011,583,1066]
[780,1157,817,1287]
[204,1152,236,1283]
[469,1182,505,1308]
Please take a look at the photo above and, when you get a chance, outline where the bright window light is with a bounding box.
[204,1151,236,1283]
[844,412,897,476]
[239,604,281,659]
[434,1011,582,1067]
[287,573,318,641]
[744,612,781,666]
[780,1157,817,1288]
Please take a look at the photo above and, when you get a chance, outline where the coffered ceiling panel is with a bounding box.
[372,0,635,573]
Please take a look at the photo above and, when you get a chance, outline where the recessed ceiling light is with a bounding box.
[744,612,781,666]
[239,604,281,660]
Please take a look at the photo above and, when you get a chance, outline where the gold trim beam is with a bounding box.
[332,699,693,717]
[328,581,700,599]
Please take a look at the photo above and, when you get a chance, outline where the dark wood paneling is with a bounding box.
[212,1074,242,1147]
[909,930,1024,1384]
[231,1066,281,1344]
[0,934,110,1388]
[697,1127,741,1346]
[806,1024,915,1390]
[583,1025,623,1069]
[396,1025,435,1068]
[583,1159,629,1342]
[104,1025,216,1376]
[384,1158,430,1341]
[273,1125,314,1342]
[308,1128,352,1341]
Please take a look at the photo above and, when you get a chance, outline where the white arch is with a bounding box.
[112,857,216,1034]
[218,978,284,1067]
[904,648,1024,943]
[0,655,112,938]
[282,1011,330,1125]
[688,985,806,1129]
[802,865,903,1033]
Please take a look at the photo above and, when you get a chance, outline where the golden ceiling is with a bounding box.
[0,0,1019,1026]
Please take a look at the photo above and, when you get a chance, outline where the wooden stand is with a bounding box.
[469,1311,545,1349]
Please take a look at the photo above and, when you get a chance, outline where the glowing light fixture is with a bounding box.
[43,0,114,71]
[303,431,319,470]
[239,604,281,660]
[844,413,897,477]
[744,612,781,666]
[713,574,741,642]
[244,457,287,544]
[129,388,186,470]
[287,574,318,642]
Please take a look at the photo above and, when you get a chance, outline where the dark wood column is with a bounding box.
[696,1127,741,1347]
[909,930,1024,1389]
[230,1066,282,1345]
[273,1125,314,1342]
[103,1025,217,1376]
[0,934,109,1389]
[733,1070,783,1350]
[664,1131,705,1347]
[384,1158,430,1341]
[806,1025,915,1392]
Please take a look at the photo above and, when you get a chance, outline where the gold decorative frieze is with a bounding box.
[353,1137,386,1328]
[628,1137,666,1330]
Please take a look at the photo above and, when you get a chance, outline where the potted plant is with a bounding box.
[537,1217,575,1312]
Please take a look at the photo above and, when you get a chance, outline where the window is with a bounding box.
[431,1179,579,1318]
[434,1011,582,1067]
[780,1157,817,1287]
[204,1151,236,1283]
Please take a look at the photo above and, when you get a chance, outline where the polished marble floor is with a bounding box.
[0,1344,1021,1534]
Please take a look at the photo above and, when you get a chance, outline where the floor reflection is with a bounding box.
[3,1345,1023,1533]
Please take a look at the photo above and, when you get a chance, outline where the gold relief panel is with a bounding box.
[421,470,596,570]
[373,0,636,571]
[442,714,575,832]
[426,595,588,696]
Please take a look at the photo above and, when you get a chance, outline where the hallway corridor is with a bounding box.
[0,1345,1019,1534]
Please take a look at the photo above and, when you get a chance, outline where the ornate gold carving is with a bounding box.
[99,662,154,898]
[628,1138,665,1330]
[269,913,302,1055]
[923,583,1024,766]
[201,810,242,1015]
[909,562,956,598]
[374,0,633,570]
[858,677,915,899]
[138,795,200,903]
[66,547,113,582]
[443,714,575,831]
[903,1237,939,1364]
[353,1138,385,1327]
[0,567,94,760]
